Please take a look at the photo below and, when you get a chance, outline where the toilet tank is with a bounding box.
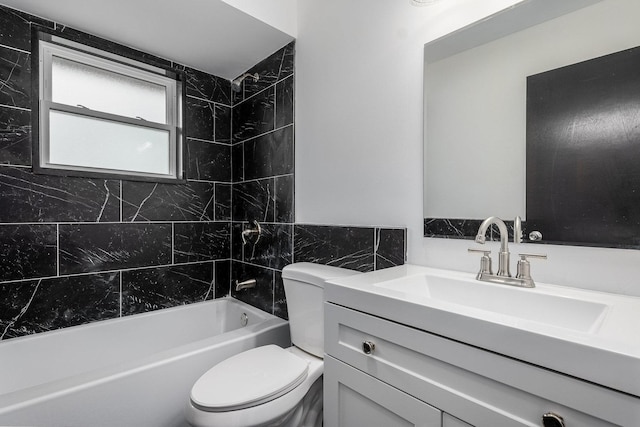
[281,263,359,358]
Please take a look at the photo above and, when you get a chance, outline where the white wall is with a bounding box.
[221,0,297,37]
[295,0,640,297]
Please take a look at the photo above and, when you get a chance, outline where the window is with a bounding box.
[36,35,183,181]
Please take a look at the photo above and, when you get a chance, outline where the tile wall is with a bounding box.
[0,6,406,340]
[0,7,232,339]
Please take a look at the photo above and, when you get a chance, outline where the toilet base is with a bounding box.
[186,376,322,427]
[275,376,322,427]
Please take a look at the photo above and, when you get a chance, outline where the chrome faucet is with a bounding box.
[469,216,546,288]
[475,216,511,277]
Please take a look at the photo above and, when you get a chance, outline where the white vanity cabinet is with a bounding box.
[323,302,638,427]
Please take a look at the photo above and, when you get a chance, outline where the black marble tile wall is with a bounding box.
[0,6,233,340]
[0,8,405,337]
[294,224,407,272]
[424,217,524,241]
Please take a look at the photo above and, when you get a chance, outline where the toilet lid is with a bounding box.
[190,345,309,412]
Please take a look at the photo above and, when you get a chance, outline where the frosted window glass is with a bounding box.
[48,110,171,175]
[52,56,167,123]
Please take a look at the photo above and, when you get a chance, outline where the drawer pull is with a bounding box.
[362,340,376,355]
[542,412,565,427]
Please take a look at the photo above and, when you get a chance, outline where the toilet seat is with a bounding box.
[190,345,309,412]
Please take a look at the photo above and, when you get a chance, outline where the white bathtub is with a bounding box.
[0,297,290,427]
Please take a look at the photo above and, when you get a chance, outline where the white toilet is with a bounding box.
[185,262,359,427]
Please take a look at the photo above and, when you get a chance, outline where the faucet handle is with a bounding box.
[468,248,493,275]
[516,253,547,286]
[518,253,547,261]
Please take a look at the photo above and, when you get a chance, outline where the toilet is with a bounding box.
[185,262,359,427]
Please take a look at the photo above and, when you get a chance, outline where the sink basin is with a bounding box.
[374,274,609,333]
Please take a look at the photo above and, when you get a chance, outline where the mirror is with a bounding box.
[423,0,640,247]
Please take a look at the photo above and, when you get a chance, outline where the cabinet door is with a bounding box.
[324,356,441,427]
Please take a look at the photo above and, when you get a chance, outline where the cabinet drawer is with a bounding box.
[325,303,639,427]
[324,355,441,427]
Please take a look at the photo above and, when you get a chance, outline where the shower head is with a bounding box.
[231,73,259,93]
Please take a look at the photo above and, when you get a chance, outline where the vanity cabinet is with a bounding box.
[324,302,637,427]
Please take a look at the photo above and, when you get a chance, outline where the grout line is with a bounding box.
[0,103,31,112]
[211,261,216,299]
[119,271,123,317]
[238,173,294,185]
[230,123,293,147]
[0,220,230,226]
[56,224,60,276]
[274,80,278,129]
[0,43,30,55]
[119,180,123,222]
[0,259,233,286]
[0,164,31,169]
[171,222,175,265]
[373,228,378,271]
[187,136,230,146]
[186,94,232,109]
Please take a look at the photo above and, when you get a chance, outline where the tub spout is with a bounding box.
[235,279,256,291]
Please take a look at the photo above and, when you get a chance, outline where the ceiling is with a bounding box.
[0,0,295,80]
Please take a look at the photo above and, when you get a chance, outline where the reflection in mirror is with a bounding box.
[423,0,640,248]
[526,46,640,248]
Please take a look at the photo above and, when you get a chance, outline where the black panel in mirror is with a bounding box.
[526,46,640,248]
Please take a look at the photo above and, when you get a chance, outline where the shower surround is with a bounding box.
[0,5,406,340]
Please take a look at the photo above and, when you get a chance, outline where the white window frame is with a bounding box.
[38,38,183,181]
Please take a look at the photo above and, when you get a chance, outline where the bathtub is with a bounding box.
[0,297,290,427]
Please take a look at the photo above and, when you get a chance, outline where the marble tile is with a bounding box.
[242,42,295,100]
[232,178,275,223]
[232,87,275,143]
[275,175,294,223]
[0,46,30,109]
[215,259,231,298]
[230,261,274,314]
[423,218,520,241]
[0,167,120,223]
[214,104,231,144]
[173,222,230,263]
[0,6,35,52]
[185,139,231,182]
[276,76,294,128]
[59,223,172,274]
[186,97,215,141]
[294,225,375,272]
[231,222,244,263]
[122,180,214,222]
[375,228,406,270]
[273,271,288,320]
[121,263,214,315]
[184,67,231,105]
[0,106,31,166]
[0,224,56,281]
[243,126,294,180]
[423,218,482,240]
[232,143,244,182]
[214,183,232,221]
[243,223,292,271]
[0,272,120,340]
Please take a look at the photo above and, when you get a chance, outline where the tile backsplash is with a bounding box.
[0,5,406,340]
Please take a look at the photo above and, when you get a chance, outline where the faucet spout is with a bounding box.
[475,216,510,277]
